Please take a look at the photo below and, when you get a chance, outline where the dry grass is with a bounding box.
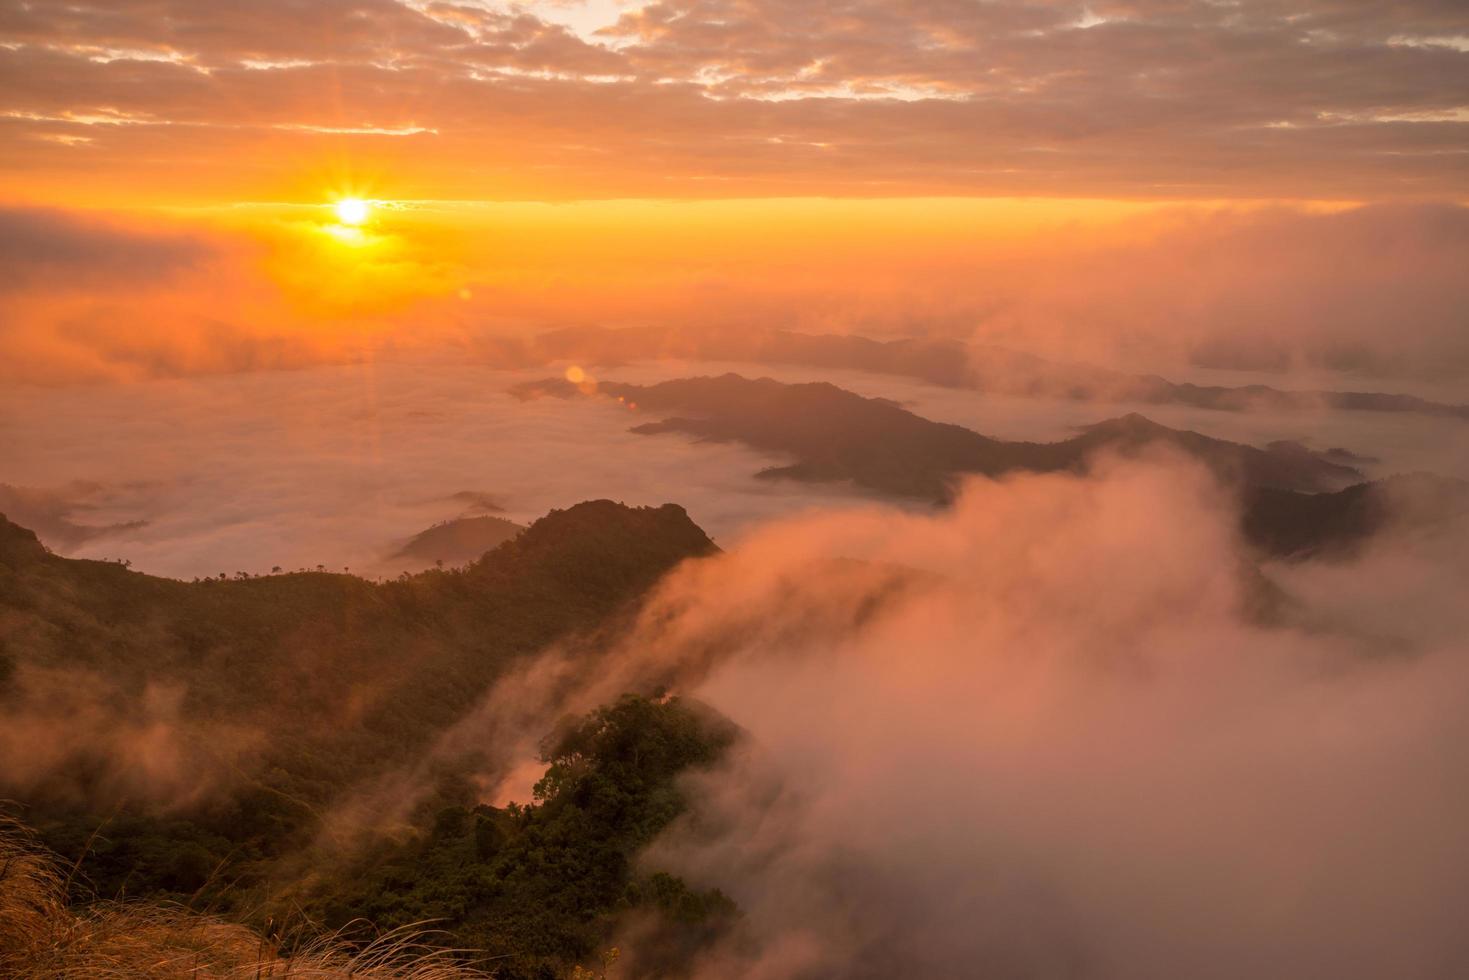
[0,818,492,979]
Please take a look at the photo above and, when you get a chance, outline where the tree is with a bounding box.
[307,695,739,979]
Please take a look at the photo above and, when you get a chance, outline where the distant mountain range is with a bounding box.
[514,372,1468,560]
[513,373,1367,500]
[519,326,1469,421]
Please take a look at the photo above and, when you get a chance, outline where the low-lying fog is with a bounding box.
[0,359,873,579]
[2,355,1465,579]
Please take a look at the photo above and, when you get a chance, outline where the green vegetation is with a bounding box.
[0,816,494,979]
[0,501,731,975]
[302,695,739,979]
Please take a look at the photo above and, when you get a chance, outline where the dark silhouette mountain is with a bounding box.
[526,325,1469,421]
[513,373,1469,560]
[514,373,1363,500]
[1242,473,1469,560]
[388,514,526,570]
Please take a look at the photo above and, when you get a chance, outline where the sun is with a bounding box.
[334,197,370,225]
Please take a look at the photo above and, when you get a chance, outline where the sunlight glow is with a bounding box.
[335,197,370,225]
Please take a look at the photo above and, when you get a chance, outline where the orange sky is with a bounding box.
[1,1,1466,386]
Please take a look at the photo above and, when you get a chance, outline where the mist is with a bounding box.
[0,360,873,578]
[6,350,1466,581]
[572,456,1469,978]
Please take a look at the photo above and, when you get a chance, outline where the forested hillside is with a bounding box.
[0,502,727,977]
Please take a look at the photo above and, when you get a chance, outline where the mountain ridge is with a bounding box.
[515,373,1365,500]
[0,498,715,815]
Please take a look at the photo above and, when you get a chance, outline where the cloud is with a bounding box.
[0,0,1464,200]
[0,206,210,289]
[0,205,456,384]
[7,328,1461,973]
[0,666,262,809]
[297,451,1469,975]
[582,456,1469,978]
[964,202,1469,381]
[467,200,1469,384]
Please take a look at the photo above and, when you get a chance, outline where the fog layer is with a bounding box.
[5,355,1466,579]
[601,458,1469,978]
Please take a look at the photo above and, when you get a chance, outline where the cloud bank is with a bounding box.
[596,457,1469,978]
[979,203,1469,381]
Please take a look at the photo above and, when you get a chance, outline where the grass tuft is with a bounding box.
[0,817,491,979]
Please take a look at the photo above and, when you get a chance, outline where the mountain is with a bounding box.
[1241,473,1469,560]
[512,373,1469,560]
[514,373,1363,501]
[387,514,526,571]
[0,499,720,970]
[525,325,1469,421]
[0,499,713,807]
